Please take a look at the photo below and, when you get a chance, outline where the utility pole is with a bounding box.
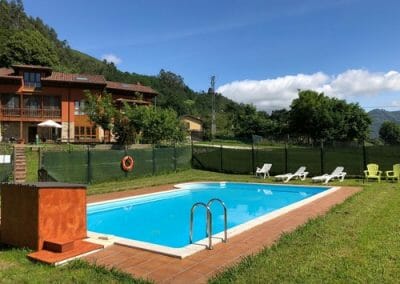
[210,75,216,138]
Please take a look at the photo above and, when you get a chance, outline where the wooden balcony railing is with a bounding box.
[0,108,61,119]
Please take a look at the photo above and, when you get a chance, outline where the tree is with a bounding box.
[379,121,400,144]
[112,105,187,145]
[113,104,150,145]
[141,107,186,144]
[0,29,59,67]
[230,104,274,139]
[288,90,370,142]
[84,91,116,143]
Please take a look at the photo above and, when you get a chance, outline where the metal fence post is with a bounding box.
[87,145,92,184]
[284,143,288,173]
[124,145,128,178]
[220,144,223,172]
[320,140,324,175]
[362,140,367,171]
[152,145,156,175]
[251,143,255,174]
[38,147,42,170]
[174,143,177,172]
[191,141,194,168]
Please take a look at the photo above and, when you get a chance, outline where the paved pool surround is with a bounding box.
[85,183,361,283]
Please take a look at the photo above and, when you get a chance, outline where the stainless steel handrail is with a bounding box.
[190,202,213,249]
[207,198,228,243]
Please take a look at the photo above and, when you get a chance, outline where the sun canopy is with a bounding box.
[37,120,62,128]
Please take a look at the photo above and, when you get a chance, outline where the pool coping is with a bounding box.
[87,182,339,258]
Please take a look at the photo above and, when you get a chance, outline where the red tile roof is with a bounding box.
[0,68,14,76]
[106,81,158,95]
[0,68,22,82]
[12,64,52,71]
[42,72,106,85]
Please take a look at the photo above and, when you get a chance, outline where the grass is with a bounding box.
[25,148,39,182]
[0,246,149,283]
[2,166,399,282]
[210,182,400,283]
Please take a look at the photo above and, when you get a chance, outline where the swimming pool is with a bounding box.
[87,182,335,257]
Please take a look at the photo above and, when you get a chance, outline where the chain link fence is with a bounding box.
[192,144,400,177]
[39,144,192,184]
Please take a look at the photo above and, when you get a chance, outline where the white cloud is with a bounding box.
[101,53,122,65]
[217,69,400,112]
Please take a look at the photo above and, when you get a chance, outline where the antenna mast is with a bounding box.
[211,76,216,138]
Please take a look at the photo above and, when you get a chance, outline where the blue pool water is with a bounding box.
[87,182,329,248]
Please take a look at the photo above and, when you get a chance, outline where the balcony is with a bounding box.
[0,107,61,121]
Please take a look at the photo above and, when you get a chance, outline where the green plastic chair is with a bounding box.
[364,163,382,183]
[385,164,400,182]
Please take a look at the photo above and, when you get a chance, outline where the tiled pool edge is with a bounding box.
[85,186,362,284]
[87,182,339,258]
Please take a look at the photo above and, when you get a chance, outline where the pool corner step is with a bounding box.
[27,240,103,266]
[43,239,75,253]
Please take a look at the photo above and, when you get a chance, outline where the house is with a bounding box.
[180,115,203,141]
[0,64,158,143]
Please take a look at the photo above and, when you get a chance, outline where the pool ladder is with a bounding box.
[189,198,227,250]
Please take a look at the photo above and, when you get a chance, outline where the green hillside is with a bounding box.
[368,109,400,138]
[0,0,243,138]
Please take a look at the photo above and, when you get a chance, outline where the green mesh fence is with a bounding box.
[192,146,222,172]
[287,146,321,176]
[366,146,400,172]
[90,149,126,183]
[154,147,175,174]
[0,144,13,182]
[41,145,192,184]
[126,148,154,178]
[221,148,252,174]
[193,144,399,177]
[255,147,285,175]
[176,146,192,170]
[42,150,88,183]
[0,164,12,182]
[324,146,364,176]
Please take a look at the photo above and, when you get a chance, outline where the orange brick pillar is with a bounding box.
[0,182,87,250]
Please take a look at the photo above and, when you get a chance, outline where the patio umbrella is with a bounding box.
[37,120,62,142]
[37,120,62,128]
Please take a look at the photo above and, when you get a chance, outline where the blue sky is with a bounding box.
[23,0,400,112]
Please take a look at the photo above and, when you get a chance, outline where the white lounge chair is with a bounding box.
[312,166,346,184]
[255,163,272,179]
[275,166,309,183]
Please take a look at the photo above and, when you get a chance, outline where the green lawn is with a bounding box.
[0,247,148,283]
[210,182,400,283]
[3,168,400,282]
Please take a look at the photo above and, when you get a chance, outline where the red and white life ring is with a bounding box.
[121,155,135,172]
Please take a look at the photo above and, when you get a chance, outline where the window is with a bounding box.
[74,100,85,115]
[23,72,41,88]
[74,125,96,141]
[43,96,61,110]
[1,94,20,108]
[23,96,41,109]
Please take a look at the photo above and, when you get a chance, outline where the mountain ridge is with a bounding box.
[368,109,400,138]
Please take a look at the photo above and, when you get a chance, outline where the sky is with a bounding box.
[23,0,400,112]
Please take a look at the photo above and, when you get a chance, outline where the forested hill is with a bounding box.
[368,109,400,138]
[0,0,243,136]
